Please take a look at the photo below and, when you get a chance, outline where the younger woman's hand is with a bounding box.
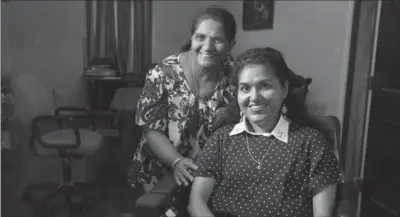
[173,158,198,186]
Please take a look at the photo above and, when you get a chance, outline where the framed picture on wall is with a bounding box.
[243,0,275,31]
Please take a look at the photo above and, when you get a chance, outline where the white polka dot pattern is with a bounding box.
[194,122,341,217]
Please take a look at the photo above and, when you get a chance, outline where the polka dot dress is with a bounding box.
[194,122,341,217]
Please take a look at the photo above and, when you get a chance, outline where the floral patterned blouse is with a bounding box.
[128,53,236,189]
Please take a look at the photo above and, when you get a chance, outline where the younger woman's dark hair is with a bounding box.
[234,47,309,124]
[180,6,236,52]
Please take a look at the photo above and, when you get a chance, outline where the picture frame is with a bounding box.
[243,0,275,31]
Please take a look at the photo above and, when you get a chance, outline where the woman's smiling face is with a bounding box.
[190,19,233,68]
[237,64,288,127]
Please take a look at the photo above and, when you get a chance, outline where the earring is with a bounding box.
[240,111,245,122]
[281,104,288,116]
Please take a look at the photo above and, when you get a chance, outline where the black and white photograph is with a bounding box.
[1,1,399,217]
[243,0,274,30]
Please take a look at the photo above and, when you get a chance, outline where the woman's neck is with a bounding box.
[196,66,221,81]
[247,115,280,134]
[188,51,221,81]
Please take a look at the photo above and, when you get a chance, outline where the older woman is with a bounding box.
[188,47,341,217]
[123,6,239,217]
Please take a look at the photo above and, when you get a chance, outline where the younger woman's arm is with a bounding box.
[188,177,216,217]
[187,128,225,217]
[308,130,341,217]
[313,185,337,217]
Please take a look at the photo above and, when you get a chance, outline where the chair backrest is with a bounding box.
[10,74,55,131]
[307,114,343,173]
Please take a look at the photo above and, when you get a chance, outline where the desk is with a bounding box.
[85,74,144,111]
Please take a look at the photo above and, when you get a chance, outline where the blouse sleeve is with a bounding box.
[135,65,169,132]
[308,131,341,195]
[194,129,223,182]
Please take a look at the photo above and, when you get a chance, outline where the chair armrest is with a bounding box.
[54,106,95,129]
[334,181,358,217]
[31,115,81,149]
[54,106,91,115]
[336,200,357,217]
[149,173,179,194]
[135,173,179,217]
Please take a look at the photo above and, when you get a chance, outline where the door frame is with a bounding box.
[341,0,382,216]
[355,1,382,216]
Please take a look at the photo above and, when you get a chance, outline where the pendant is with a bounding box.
[256,164,262,170]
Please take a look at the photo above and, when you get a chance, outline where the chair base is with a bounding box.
[22,181,106,217]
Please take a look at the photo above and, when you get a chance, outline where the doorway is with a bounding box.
[343,0,400,216]
[359,0,400,216]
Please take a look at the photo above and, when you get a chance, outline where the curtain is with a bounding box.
[87,0,152,76]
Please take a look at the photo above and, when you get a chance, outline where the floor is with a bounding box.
[1,130,140,217]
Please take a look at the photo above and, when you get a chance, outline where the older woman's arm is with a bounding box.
[135,64,197,186]
[144,128,198,186]
[313,184,337,217]
[144,128,181,166]
[188,177,216,217]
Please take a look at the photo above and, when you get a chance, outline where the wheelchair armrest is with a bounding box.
[335,181,358,217]
[135,173,179,217]
[336,199,356,217]
[149,173,179,195]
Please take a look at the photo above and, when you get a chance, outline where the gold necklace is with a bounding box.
[245,134,275,170]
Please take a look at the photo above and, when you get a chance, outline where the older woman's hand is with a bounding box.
[173,158,198,186]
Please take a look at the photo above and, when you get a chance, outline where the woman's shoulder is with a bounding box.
[151,53,182,80]
[213,123,237,135]
[289,121,326,141]
[160,53,181,66]
[155,53,181,70]
[211,124,242,144]
[206,124,238,151]
[289,120,339,159]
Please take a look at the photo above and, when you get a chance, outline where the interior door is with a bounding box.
[360,1,400,217]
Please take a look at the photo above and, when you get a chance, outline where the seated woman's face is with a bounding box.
[237,64,288,125]
[191,19,233,68]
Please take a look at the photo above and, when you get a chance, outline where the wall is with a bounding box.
[152,1,232,62]
[152,1,355,121]
[1,2,12,74]
[2,1,87,106]
[2,1,89,194]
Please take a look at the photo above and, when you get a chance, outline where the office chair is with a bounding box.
[11,74,105,217]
